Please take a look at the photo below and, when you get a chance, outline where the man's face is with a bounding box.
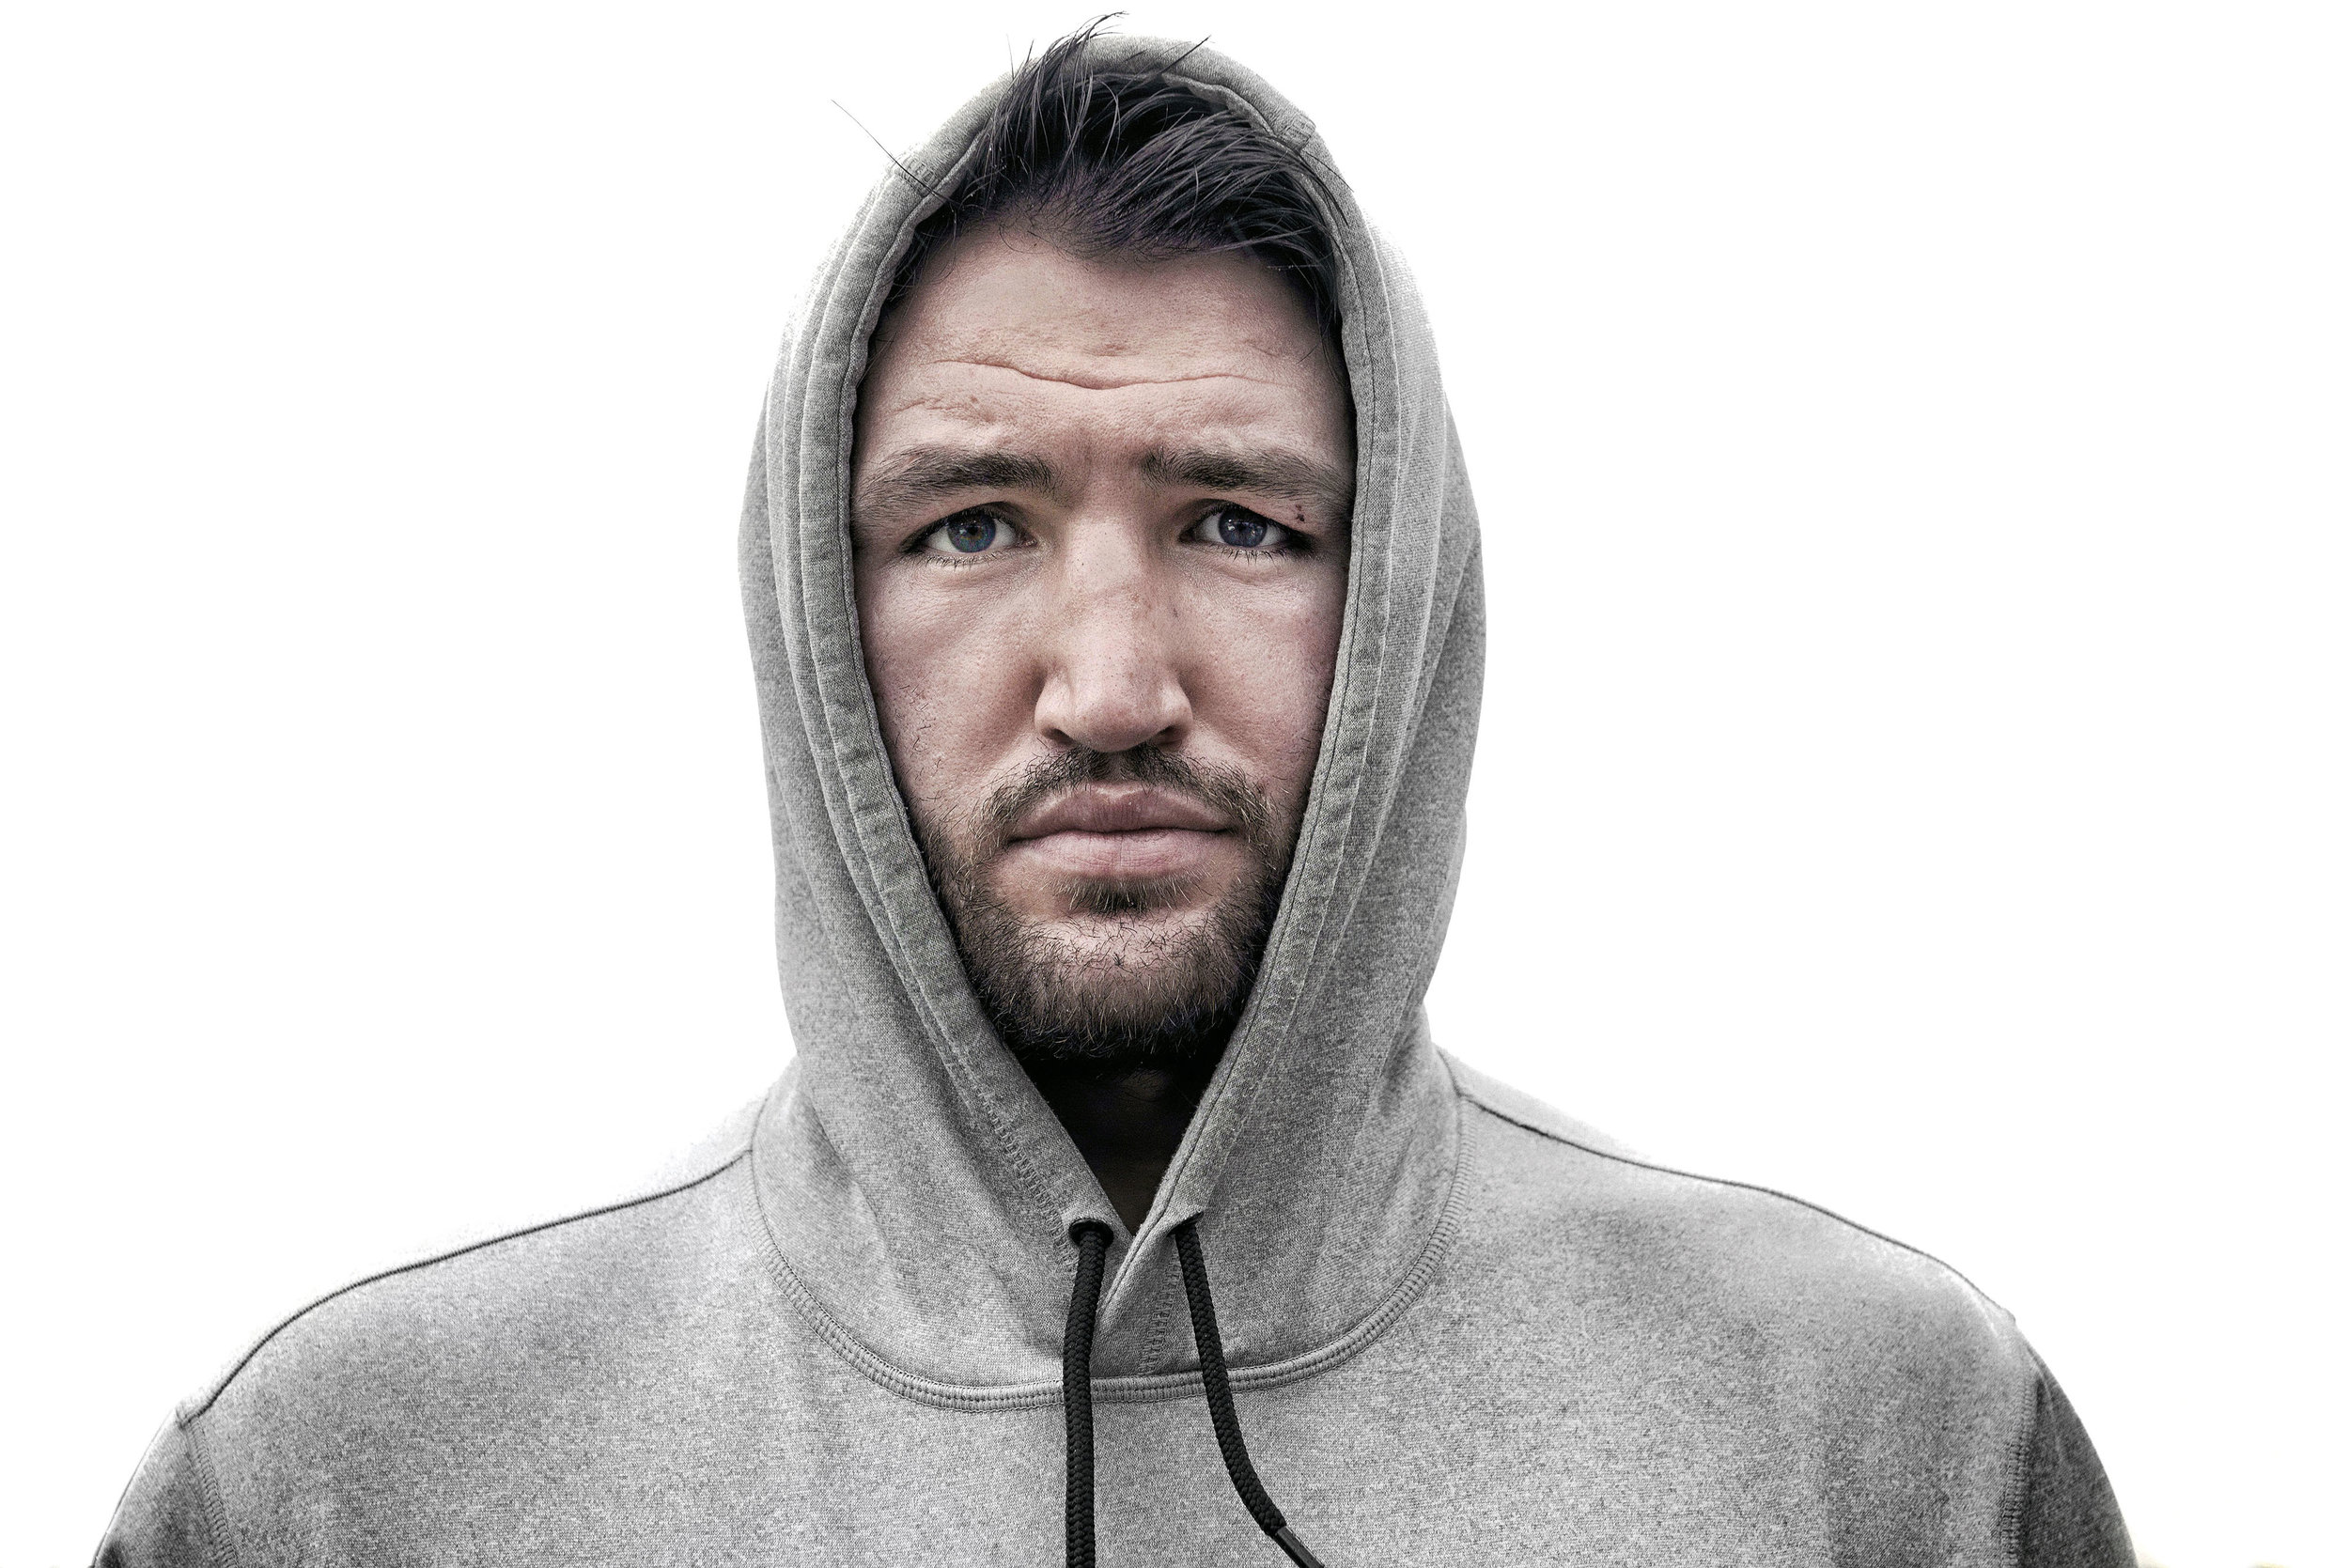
[851,226,1353,1062]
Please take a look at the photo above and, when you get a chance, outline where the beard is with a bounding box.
[910,746,1291,1066]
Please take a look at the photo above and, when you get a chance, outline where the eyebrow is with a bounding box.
[852,442,1356,524]
[854,447,1065,520]
[1140,446,1354,519]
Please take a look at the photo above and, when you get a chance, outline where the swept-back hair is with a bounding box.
[888,20,1343,333]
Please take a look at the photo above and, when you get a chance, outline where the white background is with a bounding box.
[4,3,2341,1564]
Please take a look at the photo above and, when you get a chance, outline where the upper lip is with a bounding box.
[1009,784,1230,841]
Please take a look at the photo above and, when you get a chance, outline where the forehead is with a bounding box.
[857,227,1347,461]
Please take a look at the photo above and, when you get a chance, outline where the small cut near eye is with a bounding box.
[1186,504,1294,551]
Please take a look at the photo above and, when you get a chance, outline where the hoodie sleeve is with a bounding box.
[94,1417,228,1568]
[2015,1358,2134,1568]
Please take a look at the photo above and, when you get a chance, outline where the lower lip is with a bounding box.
[1006,828,1226,881]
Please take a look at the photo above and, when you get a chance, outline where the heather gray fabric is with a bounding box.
[99,37,2130,1568]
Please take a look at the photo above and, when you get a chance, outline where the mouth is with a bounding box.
[1003,784,1234,884]
[1010,784,1231,841]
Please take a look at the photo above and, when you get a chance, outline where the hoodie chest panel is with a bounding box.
[223,1255,2010,1567]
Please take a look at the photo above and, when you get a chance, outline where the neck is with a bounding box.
[1023,1053,1220,1232]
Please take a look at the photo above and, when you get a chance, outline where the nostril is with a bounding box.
[1034,669,1191,756]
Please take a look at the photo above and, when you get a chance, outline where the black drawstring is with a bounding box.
[1064,1220,1112,1568]
[1060,1216,1328,1568]
[1173,1218,1328,1568]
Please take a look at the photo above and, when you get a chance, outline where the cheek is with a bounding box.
[1185,568,1347,813]
[856,569,1039,812]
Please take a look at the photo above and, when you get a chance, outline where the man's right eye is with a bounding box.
[918,509,1019,556]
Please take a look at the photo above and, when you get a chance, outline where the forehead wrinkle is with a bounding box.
[927,355,1287,392]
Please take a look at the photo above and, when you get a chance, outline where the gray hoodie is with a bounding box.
[100,38,2131,1568]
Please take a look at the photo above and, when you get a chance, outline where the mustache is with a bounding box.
[974,747,1276,858]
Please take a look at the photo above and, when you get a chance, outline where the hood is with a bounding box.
[739,36,1484,1398]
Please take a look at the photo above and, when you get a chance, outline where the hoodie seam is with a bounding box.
[1994,1351,2054,1565]
[181,1412,238,1568]
[752,1084,1477,1411]
[182,1146,752,1421]
[1452,1079,2014,1316]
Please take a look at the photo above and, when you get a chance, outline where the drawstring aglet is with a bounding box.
[1270,1523,1329,1568]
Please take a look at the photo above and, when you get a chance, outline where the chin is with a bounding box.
[933,833,1283,1063]
[1039,899,1224,965]
[983,902,1262,1063]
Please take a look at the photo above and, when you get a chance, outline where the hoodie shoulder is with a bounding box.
[1411,1060,2123,1566]
[1441,1052,2030,1381]
[188,1112,762,1425]
[1442,1054,1648,1160]
[96,1418,226,1568]
[102,1108,768,1562]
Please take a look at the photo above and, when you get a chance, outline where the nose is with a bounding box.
[1033,528,1191,754]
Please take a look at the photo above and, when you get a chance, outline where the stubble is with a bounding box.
[912,747,1291,1065]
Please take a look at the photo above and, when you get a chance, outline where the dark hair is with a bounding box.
[887,21,1343,333]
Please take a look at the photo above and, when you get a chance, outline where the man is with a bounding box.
[101,28,2132,1566]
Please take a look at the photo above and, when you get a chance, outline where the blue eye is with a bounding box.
[922,509,1016,555]
[1192,505,1288,551]
[1217,510,1268,548]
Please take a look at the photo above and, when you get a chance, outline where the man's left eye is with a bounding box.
[1188,505,1291,551]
